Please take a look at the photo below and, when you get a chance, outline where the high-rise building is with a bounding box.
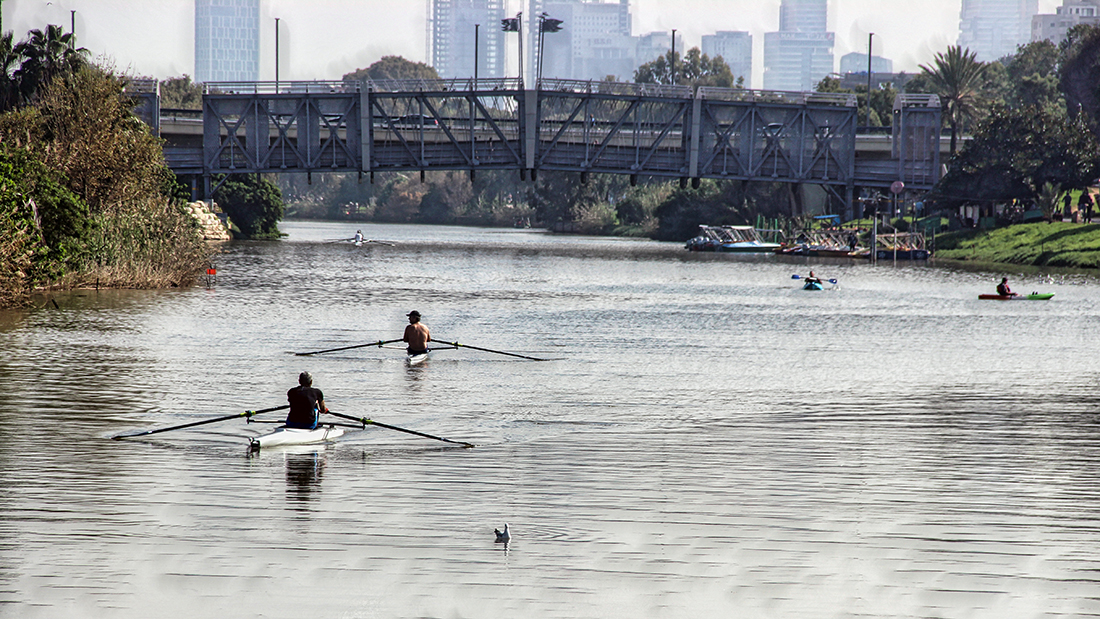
[701,31,752,86]
[531,0,634,82]
[1032,0,1100,46]
[194,0,260,83]
[430,0,507,80]
[763,0,833,91]
[839,52,893,75]
[636,31,674,67]
[958,0,1039,61]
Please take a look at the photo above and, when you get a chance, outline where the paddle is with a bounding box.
[791,274,838,284]
[295,339,403,356]
[112,404,290,439]
[326,410,475,448]
[431,339,548,361]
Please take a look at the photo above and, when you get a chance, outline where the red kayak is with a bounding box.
[978,293,1054,301]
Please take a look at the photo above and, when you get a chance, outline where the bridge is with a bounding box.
[132,78,943,216]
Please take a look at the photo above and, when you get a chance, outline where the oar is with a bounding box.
[431,339,548,361]
[295,339,403,356]
[112,405,290,439]
[791,274,838,284]
[326,410,475,448]
[365,239,397,247]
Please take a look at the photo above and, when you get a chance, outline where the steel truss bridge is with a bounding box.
[146,78,942,210]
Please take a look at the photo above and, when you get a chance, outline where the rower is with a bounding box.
[403,310,431,357]
[286,372,327,429]
[354,230,364,244]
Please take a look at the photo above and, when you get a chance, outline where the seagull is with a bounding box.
[494,524,510,544]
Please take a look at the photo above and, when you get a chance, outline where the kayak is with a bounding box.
[249,425,345,451]
[802,281,824,291]
[407,351,429,366]
[978,293,1054,300]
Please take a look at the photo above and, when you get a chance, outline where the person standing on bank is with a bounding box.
[403,310,431,356]
[286,372,327,429]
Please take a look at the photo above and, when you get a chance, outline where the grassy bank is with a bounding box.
[933,222,1100,268]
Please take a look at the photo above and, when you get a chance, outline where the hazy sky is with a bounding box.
[3,0,1061,89]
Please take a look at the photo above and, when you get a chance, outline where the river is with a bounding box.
[2,220,1100,618]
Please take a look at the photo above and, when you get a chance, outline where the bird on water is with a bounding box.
[494,524,510,544]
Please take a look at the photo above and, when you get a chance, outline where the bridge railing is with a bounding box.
[204,81,357,94]
[366,77,523,92]
[697,87,856,107]
[537,79,693,99]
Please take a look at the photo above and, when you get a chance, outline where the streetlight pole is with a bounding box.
[474,23,480,88]
[70,10,75,40]
[866,32,874,127]
[275,17,280,90]
[670,29,676,85]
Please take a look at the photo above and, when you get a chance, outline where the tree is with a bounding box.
[0,32,21,112]
[1060,24,1100,138]
[160,75,203,110]
[932,104,1100,206]
[919,45,987,155]
[634,47,738,88]
[214,175,284,239]
[1003,40,1063,112]
[816,76,896,126]
[342,56,440,86]
[13,25,88,104]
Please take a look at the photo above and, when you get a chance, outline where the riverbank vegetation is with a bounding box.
[0,26,207,307]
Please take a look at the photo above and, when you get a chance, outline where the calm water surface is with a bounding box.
[3,221,1100,618]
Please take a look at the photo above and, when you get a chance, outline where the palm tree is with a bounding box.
[919,45,986,156]
[13,24,88,103]
[0,32,21,112]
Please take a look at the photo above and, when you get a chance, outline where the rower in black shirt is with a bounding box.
[286,372,327,429]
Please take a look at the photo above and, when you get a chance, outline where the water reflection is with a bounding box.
[284,449,325,510]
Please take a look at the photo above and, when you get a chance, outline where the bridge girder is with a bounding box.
[178,80,940,198]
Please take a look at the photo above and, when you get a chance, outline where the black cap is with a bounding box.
[407,310,421,318]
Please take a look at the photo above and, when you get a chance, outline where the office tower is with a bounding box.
[958,0,1039,61]
[763,0,833,91]
[636,31,673,67]
[430,0,506,79]
[1032,0,1100,46]
[839,52,893,75]
[531,0,634,82]
[194,0,260,83]
[701,31,752,86]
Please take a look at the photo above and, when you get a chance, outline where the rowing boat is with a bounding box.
[407,351,429,366]
[978,293,1054,301]
[249,424,345,450]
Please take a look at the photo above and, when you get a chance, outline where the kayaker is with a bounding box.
[403,310,431,357]
[996,277,1018,297]
[286,372,327,429]
[805,270,823,285]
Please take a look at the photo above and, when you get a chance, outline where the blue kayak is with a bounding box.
[802,281,824,291]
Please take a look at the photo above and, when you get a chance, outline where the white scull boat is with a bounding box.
[249,424,345,451]
[406,351,429,366]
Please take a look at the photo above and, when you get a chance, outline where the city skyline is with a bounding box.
[3,0,1061,89]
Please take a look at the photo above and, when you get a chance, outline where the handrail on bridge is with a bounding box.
[203,80,358,95]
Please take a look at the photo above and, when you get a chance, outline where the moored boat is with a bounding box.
[249,424,345,450]
[978,293,1054,300]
